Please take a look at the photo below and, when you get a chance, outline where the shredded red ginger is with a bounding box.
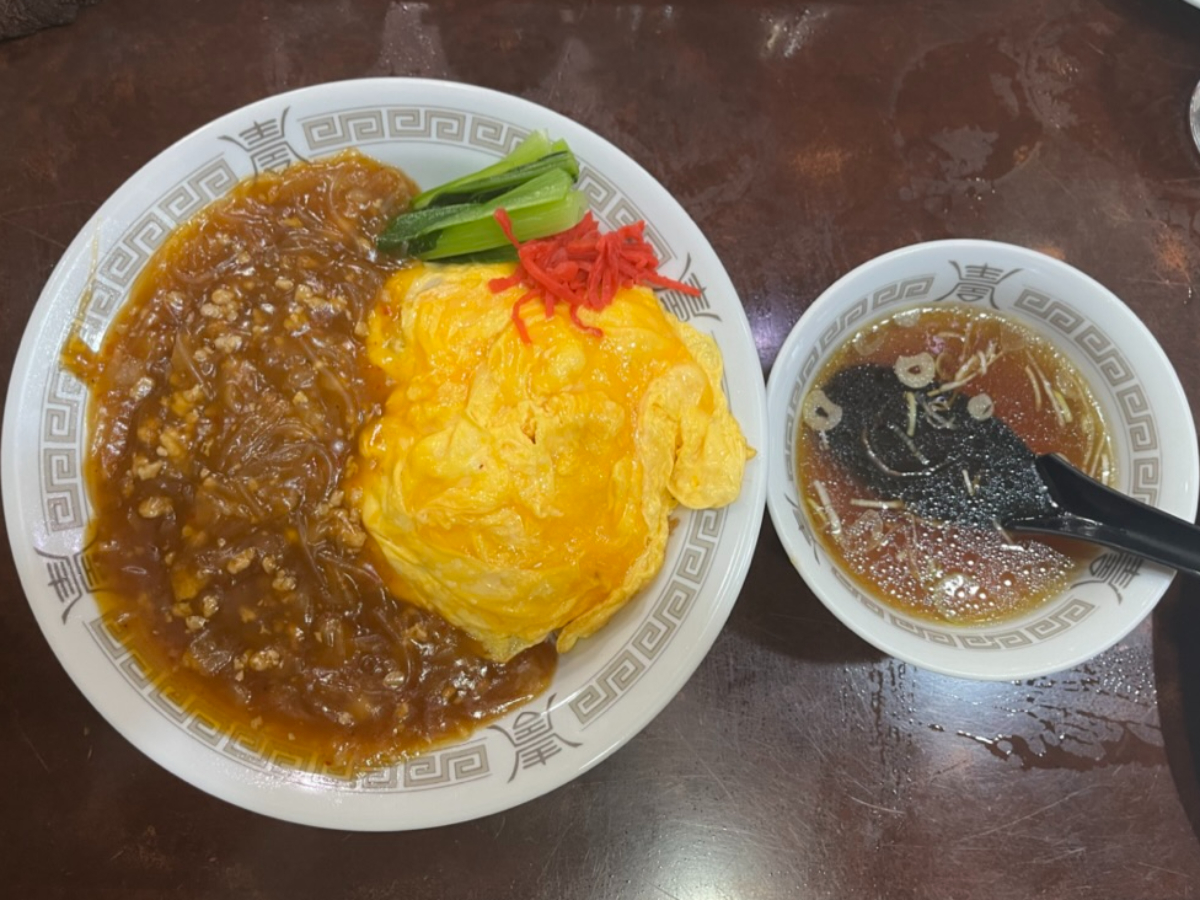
[489,208,702,343]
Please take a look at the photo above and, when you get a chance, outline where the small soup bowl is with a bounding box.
[766,240,1199,680]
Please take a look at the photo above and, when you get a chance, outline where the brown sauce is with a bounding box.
[74,152,555,773]
[796,304,1114,625]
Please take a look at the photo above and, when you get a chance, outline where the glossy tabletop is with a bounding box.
[3,1,1200,897]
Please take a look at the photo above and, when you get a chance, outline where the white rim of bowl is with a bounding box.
[766,238,1199,680]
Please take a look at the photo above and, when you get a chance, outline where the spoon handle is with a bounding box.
[1006,454,1200,578]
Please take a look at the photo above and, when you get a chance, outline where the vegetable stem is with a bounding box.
[379,132,587,259]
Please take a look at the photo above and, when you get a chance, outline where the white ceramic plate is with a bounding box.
[2,79,767,830]
[766,240,1198,680]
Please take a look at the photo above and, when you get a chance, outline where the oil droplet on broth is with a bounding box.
[797,303,1111,625]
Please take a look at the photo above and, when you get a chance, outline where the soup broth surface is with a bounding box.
[795,303,1114,624]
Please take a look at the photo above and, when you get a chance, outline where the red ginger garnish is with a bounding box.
[489,209,701,343]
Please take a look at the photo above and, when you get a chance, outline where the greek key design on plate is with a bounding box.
[568,163,668,260]
[1012,287,1159,504]
[88,157,236,303]
[1021,598,1096,639]
[1116,384,1157,456]
[956,630,1034,650]
[575,165,618,213]
[1016,290,1138,385]
[85,611,496,790]
[832,568,1098,648]
[303,742,494,794]
[40,367,89,532]
[568,649,646,726]
[400,743,490,789]
[44,158,238,517]
[40,157,238,532]
[799,275,936,386]
[568,508,723,727]
[1076,327,1135,387]
[1129,457,1160,503]
[297,106,675,266]
[301,107,479,150]
[86,614,315,771]
[1012,288,1084,333]
[784,377,803,490]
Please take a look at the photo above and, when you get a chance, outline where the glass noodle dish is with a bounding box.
[795,303,1113,625]
[69,135,751,773]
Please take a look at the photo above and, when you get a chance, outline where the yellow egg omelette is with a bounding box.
[355,262,750,661]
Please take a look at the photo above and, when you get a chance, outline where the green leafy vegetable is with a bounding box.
[409,132,565,210]
[414,191,588,260]
[378,131,587,259]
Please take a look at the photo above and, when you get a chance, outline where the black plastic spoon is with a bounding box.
[815,363,1200,577]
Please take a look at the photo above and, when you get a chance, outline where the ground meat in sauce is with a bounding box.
[76,152,556,772]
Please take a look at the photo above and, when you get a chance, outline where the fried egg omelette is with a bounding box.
[355,262,750,661]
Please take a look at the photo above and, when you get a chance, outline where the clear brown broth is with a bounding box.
[795,304,1114,625]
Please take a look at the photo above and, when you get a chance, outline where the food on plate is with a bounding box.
[355,252,750,661]
[75,153,555,770]
[72,139,749,770]
[795,303,1113,624]
[376,130,587,258]
[489,208,705,343]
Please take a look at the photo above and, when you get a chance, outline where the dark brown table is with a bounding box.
[4,1,1200,897]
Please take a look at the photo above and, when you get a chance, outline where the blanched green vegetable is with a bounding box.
[415,191,588,260]
[379,131,587,259]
